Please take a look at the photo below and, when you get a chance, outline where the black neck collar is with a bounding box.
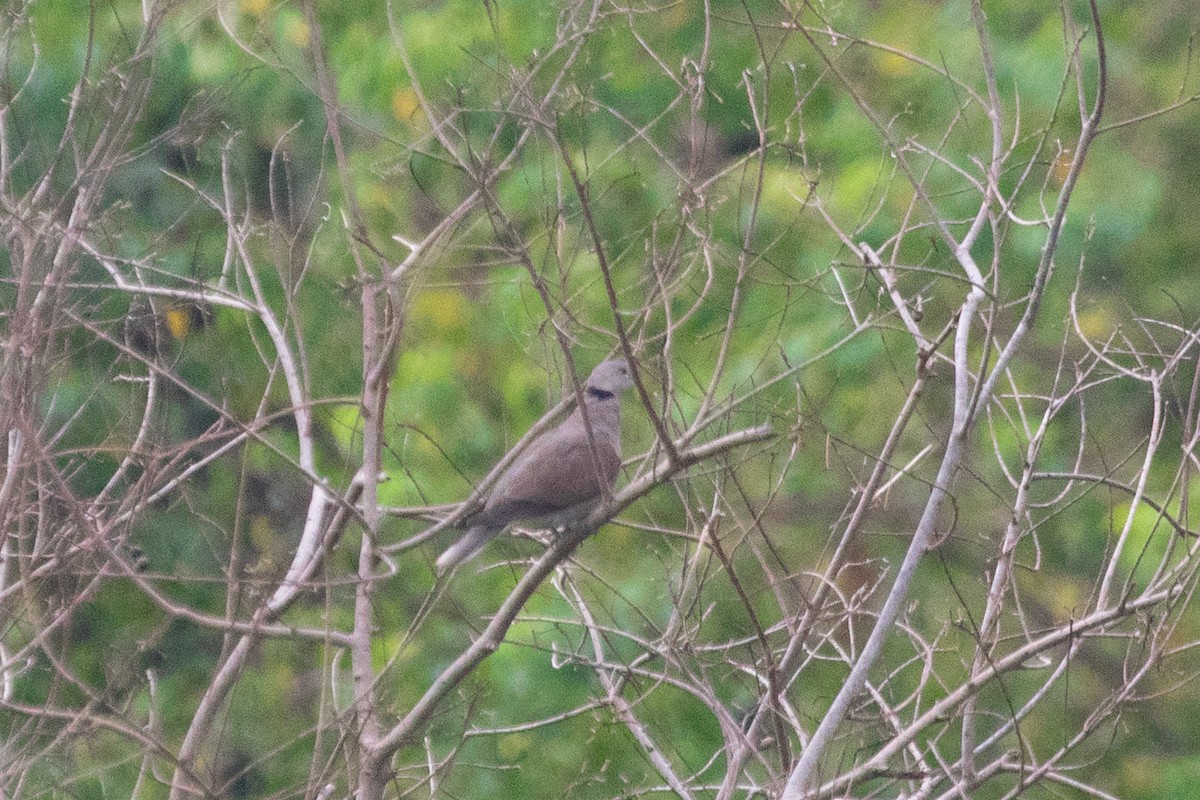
[586,386,615,401]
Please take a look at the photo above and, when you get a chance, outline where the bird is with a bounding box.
[436,359,635,573]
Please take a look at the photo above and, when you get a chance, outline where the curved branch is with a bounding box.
[369,423,774,761]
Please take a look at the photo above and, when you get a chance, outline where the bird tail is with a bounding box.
[435,525,501,573]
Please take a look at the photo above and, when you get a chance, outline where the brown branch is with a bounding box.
[369,423,774,760]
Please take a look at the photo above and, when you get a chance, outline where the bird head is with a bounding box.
[587,359,636,395]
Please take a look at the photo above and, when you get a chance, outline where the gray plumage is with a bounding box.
[436,359,635,572]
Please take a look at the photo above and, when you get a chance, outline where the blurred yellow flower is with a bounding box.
[413,290,467,333]
[1076,305,1115,339]
[392,87,421,123]
[878,51,914,77]
[165,306,193,340]
[284,15,309,47]
[241,0,270,17]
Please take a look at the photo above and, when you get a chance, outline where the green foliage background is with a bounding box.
[3,0,1200,797]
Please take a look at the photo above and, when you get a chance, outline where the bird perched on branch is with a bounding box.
[436,359,636,573]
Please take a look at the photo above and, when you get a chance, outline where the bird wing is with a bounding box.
[479,425,621,526]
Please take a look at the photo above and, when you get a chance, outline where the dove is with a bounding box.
[436,359,635,572]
